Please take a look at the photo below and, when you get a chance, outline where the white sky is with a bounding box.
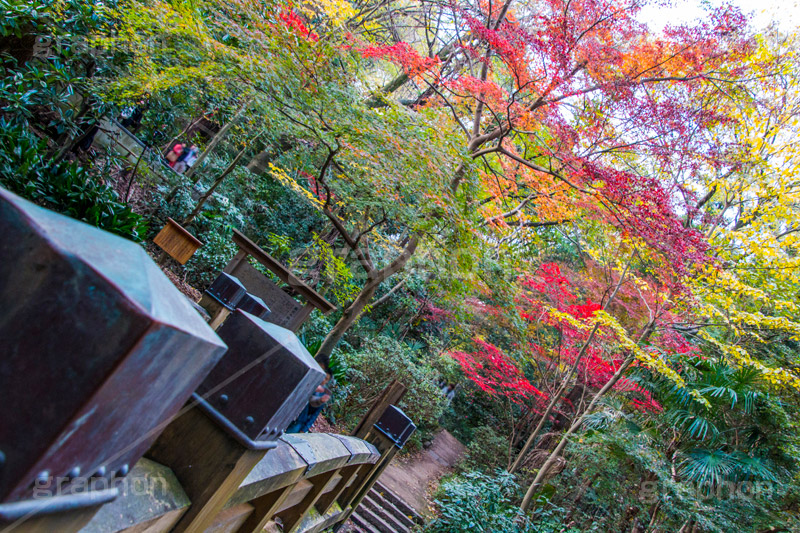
[638,0,800,32]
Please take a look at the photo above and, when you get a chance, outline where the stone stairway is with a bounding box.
[349,481,425,533]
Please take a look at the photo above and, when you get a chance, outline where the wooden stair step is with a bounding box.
[361,495,411,533]
[372,482,424,524]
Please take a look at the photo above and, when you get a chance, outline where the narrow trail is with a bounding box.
[378,429,466,518]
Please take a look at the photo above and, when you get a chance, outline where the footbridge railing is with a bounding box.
[80,432,387,533]
[0,187,414,533]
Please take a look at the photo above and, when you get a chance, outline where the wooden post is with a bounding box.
[146,408,271,533]
[222,249,248,276]
[285,302,316,333]
[328,382,410,531]
[334,431,398,530]
[314,464,360,515]
[234,484,295,533]
[351,380,407,440]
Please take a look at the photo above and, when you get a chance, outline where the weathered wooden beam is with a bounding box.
[314,464,360,516]
[335,431,396,513]
[277,469,340,533]
[230,229,335,314]
[333,405,417,531]
[0,188,226,532]
[79,458,190,533]
[146,408,270,533]
[226,434,379,533]
[274,480,314,514]
[203,503,254,532]
[337,436,399,526]
[233,484,295,533]
[284,302,316,332]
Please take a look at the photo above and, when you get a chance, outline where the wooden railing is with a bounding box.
[0,186,408,533]
[79,432,387,533]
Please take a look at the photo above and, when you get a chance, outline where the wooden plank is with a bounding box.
[199,294,230,329]
[222,250,248,276]
[235,472,338,533]
[301,506,347,533]
[208,307,231,330]
[274,480,313,514]
[315,464,360,516]
[231,230,335,313]
[277,470,339,533]
[342,446,399,520]
[228,444,307,507]
[146,407,268,533]
[332,434,399,531]
[334,463,373,511]
[153,219,203,264]
[228,262,304,329]
[233,484,294,533]
[117,508,187,533]
[284,303,315,333]
[203,504,254,533]
[351,380,407,440]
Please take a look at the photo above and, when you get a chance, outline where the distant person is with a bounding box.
[166,143,183,168]
[175,145,199,174]
[441,383,456,402]
[173,145,190,174]
[286,373,332,433]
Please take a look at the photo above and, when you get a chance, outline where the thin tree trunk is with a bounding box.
[519,320,656,512]
[315,280,380,366]
[315,236,418,365]
[645,500,661,533]
[182,129,263,225]
[125,147,147,202]
[508,325,598,473]
[370,276,408,309]
[510,257,633,473]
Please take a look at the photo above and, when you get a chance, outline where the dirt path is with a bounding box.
[378,429,466,518]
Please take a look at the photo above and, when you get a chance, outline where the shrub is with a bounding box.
[462,425,510,472]
[330,335,446,449]
[428,470,577,533]
[0,122,146,240]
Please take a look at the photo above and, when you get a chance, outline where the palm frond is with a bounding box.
[679,448,736,488]
[668,409,720,441]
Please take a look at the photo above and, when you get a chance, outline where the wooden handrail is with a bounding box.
[231,229,335,314]
[81,433,381,533]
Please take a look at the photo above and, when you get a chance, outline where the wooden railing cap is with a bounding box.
[231,433,378,508]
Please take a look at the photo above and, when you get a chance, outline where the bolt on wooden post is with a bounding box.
[147,310,326,533]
